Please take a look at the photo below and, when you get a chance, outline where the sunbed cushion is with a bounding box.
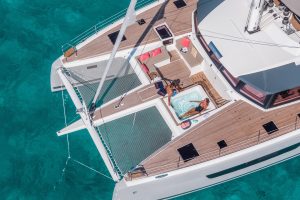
[139,52,150,63]
[151,48,162,57]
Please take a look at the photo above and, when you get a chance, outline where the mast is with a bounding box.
[90,0,137,112]
[56,67,120,181]
[245,0,266,33]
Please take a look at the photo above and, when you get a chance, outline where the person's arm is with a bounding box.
[189,100,201,103]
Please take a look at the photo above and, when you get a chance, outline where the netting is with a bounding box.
[97,106,172,174]
[66,57,141,107]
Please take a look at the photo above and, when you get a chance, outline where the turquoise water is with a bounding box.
[1,0,300,199]
[171,90,202,117]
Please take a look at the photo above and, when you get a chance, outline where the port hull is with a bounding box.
[113,129,300,200]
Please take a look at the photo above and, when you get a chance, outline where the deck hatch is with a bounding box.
[263,121,278,134]
[155,25,173,39]
[108,30,127,45]
[173,0,187,9]
[177,143,199,162]
[217,140,227,149]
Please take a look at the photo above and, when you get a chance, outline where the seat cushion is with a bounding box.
[141,64,149,74]
[151,48,162,57]
[139,52,150,63]
[181,37,191,47]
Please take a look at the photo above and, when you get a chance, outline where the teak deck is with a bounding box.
[66,0,300,180]
[93,52,192,121]
[64,0,198,62]
[140,100,300,176]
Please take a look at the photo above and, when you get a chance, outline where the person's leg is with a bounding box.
[180,108,197,118]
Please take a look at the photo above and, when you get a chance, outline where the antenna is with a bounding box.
[89,0,137,113]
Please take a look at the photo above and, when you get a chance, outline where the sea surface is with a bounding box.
[1,0,300,199]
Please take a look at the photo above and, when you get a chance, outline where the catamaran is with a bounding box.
[51,0,300,199]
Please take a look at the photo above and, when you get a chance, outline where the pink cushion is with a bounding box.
[141,64,149,74]
[181,37,191,47]
[151,48,162,57]
[139,53,150,63]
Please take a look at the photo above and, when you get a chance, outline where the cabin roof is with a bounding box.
[240,62,300,94]
[197,0,300,77]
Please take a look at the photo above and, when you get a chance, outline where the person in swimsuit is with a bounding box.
[180,98,210,119]
[166,82,176,106]
[165,79,182,106]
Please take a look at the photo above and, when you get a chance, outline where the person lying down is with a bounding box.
[180,98,210,119]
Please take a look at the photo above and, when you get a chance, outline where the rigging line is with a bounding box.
[130,112,137,135]
[114,0,171,107]
[95,1,172,171]
[96,0,168,121]
[72,158,114,181]
[61,89,71,159]
[64,0,153,47]
[58,78,113,184]
[67,70,98,93]
[194,31,300,49]
[92,0,171,174]
[64,0,192,51]
[54,87,72,191]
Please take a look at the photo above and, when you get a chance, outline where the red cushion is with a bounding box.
[181,37,191,47]
[151,48,162,57]
[141,64,149,74]
[139,53,150,63]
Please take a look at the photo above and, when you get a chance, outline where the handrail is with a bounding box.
[61,0,157,53]
[127,116,300,178]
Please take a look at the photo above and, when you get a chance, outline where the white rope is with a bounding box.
[54,89,71,191]
[72,159,114,181]
[61,89,71,159]
[129,112,137,135]
[54,86,114,191]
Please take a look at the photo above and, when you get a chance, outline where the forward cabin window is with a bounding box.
[221,68,239,87]
[240,84,266,105]
[273,87,300,106]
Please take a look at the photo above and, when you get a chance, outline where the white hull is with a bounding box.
[113,129,300,199]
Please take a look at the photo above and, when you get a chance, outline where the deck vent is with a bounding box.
[177,143,199,162]
[137,19,146,25]
[217,140,227,149]
[263,121,278,134]
[173,0,187,9]
[108,30,127,45]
